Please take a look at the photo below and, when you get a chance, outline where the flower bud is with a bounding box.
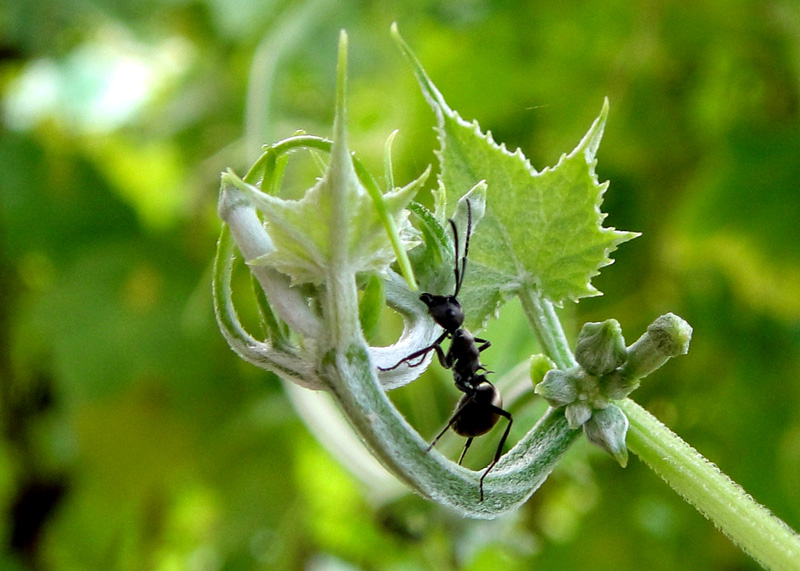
[574,319,627,376]
[620,313,692,380]
[565,401,593,429]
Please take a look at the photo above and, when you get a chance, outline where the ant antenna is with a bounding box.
[451,200,472,298]
[450,217,460,297]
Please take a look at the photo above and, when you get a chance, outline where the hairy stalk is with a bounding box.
[320,335,581,518]
[621,399,800,569]
[518,287,577,370]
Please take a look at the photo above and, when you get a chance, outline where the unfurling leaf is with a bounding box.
[222,157,426,287]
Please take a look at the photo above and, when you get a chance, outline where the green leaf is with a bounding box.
[392,25,638,307]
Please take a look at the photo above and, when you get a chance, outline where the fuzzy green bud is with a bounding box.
[620,313,692,380]
[565,401,593,429]
[574,319,628,376]
[534,315,691,469]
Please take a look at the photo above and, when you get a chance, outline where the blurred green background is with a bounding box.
[2,0,799,569]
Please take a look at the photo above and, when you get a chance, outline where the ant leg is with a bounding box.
[443,344,457,370]
[457,437,474,465]
[378,346,432,371]
[434,343,449,369]
[425,396,473,452]
[408,346,436,368]
[378,331,448,371]
[473,337,491,353]
[478,405,513,502]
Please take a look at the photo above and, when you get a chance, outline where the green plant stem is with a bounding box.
[518,288,577,370]
[620,399,800,569]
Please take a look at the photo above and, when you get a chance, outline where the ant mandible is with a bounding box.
[380,199,513,501]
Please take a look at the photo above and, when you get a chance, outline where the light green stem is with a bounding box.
[620,399,800,569]
[518,287,577,370]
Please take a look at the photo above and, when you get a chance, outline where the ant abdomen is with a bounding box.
[452,383,502,438]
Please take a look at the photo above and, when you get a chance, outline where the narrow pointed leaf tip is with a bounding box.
[391,23,457,128]
[394,29,639,306]
[579,97,609,162]
[336,30,348,137]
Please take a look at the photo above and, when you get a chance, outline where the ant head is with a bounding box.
[419,293,464,332]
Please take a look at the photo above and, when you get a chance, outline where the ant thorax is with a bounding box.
[449,329,480,364]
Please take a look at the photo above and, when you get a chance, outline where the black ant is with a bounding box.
[380,200,513,501]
